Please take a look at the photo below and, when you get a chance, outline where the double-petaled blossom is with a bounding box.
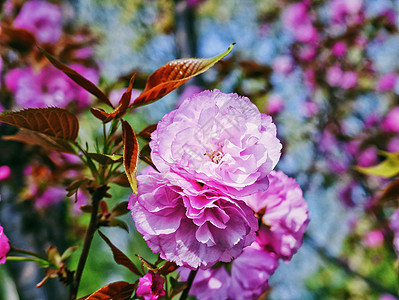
[150,89,282,198]
[0,225,10,264]
[243,170,309,261]
[13,0,62,44]
[129,169,257,269]
[136,271,165,300]
[180,239,279,300]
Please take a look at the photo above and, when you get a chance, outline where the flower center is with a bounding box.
[204,149,224,164]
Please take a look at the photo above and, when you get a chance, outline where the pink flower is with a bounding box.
[390,209,399,252]
[272,56,293,74]
[180,267,231,300]
[0,225,10,264]
[362,230,384,248]
[327,65,343,87]
[13,0,62,44]
[35,187,65,209]
[5,65,98,109]
[150,89,282,198]
[243,171,309,261]
[229,242,279,299]
[388,137,399,153]
[330,0,364,25]
[129,169,257,269]
[377,73,397,92]
[338,181,356,208]
[357,146,377,167]
[266,94,284,114]
[382,107,399,132]
[341,71,357,89]
[0,165,11,181]
[136,271,165,300]
[332,42,347,57]
[282,2,318,43]
[181,238,279,300]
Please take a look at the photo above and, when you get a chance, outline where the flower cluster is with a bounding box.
[129,89,309,296]
[180,170,308,299]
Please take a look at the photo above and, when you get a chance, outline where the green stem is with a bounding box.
[69,186,107,300]
[6,256,46,264]
[10,246,47,261]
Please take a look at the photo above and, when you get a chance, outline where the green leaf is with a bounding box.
[60,246,80,262]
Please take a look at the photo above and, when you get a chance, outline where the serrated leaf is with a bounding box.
[98,231,141,276]
[122,120,139,194]
[131,43,235,107]
[87,153,123,165]
[61,246,79,261]
[37,46,113,108]
[356,152,399,178]
[3,129,76,153]
[0,108,79,141]
[85,281,135,300]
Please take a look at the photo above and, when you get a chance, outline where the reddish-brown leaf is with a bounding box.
[90,107,109,122]
[37,46,114,108]
[3,129,76,153]
[1,25,37,52]
[98,231,141,276]
[85,281,135,300]
[0,108,79,141]
[137,124,157,141]
[376,178,399,205]
[122,120,139,194]
[139,144,158,171]
[131,43,235,107]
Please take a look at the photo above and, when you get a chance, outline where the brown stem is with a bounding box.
[69,185,108,300]
[179,269,198,300]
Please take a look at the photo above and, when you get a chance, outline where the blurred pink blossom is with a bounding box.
[267,94,284,114]
[387,137,399,153]
[362,230,384,248]
[382,107,399,132]
[0,225,10,264]
[0,166,11,181]
[332,41,347,57]
[330,0,364,25]
[357,146,378,167]
[272,56,293,74]
[377,73,397,92]
[13,0,62,44]
[35,187,65,209]
[6,65,98,108]
[282,2,318,43]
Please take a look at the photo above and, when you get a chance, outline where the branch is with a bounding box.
[179,269,198,300]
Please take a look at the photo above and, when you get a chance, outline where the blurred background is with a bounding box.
[1,0,399,299]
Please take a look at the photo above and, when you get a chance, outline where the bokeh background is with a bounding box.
[1,0,399,299]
